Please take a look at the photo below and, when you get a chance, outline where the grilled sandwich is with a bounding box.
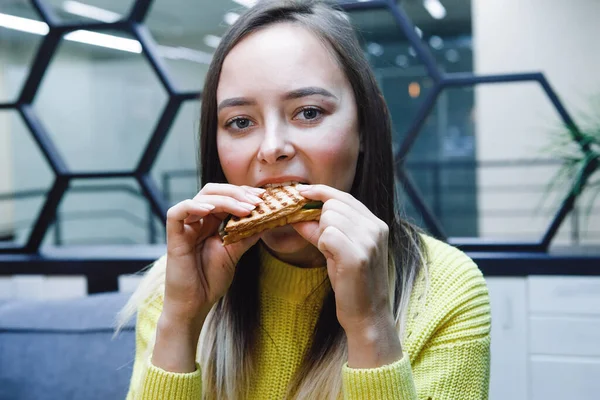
[220,182,322,245]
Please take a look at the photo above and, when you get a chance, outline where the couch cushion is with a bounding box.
[0,292,137,400]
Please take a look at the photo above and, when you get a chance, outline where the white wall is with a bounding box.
[473,0,600,246]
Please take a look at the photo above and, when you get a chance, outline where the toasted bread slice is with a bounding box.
[221,184,322,245]
[222,208,321,245]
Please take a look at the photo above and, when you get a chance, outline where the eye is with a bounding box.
[294,107,323,122]
[225,117,255,131]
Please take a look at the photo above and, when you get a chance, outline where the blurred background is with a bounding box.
[1,0,599,247]
[0,1,599,399]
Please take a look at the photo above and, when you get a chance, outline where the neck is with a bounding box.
[262,242,326,268]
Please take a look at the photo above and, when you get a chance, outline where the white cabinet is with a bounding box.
[487,276,600,400]
[528,276,600,400]
[487,277,529,400]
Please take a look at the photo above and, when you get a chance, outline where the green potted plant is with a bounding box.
[544,96,600,241]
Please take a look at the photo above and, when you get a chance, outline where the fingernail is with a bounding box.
[239,202,257,210]
[296,184,312,191]
[248,187,266,194]
[245,194,263,204]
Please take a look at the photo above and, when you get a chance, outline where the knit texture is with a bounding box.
[125,235,491,399]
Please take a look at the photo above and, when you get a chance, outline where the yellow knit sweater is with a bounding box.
[126,235,491,399]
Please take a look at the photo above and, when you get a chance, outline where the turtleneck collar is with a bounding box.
[258,244,330,304]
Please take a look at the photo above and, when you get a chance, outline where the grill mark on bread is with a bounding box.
[223,184,311,234]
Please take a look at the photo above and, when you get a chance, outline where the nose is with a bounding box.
[257,120,295,164]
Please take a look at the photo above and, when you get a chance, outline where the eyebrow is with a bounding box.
[217,86,338,113]
[283,86,338,101]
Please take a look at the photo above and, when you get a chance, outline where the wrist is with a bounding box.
[161,299,212,330]
[152,313,204,373]
[157,308,207,339]
[345,314,402,369]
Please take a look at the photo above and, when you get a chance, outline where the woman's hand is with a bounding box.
[292,184,402,368]
[153,183,264,373]
[163,183,264,327]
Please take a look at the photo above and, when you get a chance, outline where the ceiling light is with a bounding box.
[0,12,48,35]
[62,1,121,23]
[429,35,444,50]
[65,30,141,53]
[395,55,409,67]
[445,49,459,63]
[0,12,212,63]
[232,0,257,7]
[366,42,383,57]
[224,12,240,25]
[204,34,221,48]
[423,0,447,20]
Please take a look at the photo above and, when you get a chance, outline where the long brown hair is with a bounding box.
[197,1,427,398]
[117,1,427,399]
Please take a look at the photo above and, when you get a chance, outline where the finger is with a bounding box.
[167,197,255,236]
[296,184,372,219]
[191,195,258,216]
[321,208,367,245]
[222,231,263,261]
[321,199,379,236]
[291,220,321,247]
[198,183,265,204]
[292,207,365,248]
[166,200,215,236]
[317,225,359,279]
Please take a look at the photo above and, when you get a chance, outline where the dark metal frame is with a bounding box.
[0,0,597,287]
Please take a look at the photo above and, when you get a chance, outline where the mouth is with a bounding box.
[256,177,310,188]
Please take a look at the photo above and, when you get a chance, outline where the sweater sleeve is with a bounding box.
[341,353,417,399]
[341,241,491,400]
[125,295,203,400]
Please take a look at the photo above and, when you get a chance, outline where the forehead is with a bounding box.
[217,23,347,100]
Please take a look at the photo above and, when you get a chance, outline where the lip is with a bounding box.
[255,176,310,188]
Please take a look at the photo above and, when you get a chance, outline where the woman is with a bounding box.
[118,1,491,399]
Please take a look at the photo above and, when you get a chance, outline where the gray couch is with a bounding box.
[0,292,135,400]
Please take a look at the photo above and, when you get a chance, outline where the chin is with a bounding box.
[260,225,310,254]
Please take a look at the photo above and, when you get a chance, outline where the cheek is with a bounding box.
[309,129,360,187]
[217,134,253,183]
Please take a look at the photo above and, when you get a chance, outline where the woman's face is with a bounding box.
[216,22,360,257]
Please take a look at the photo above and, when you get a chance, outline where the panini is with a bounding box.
[220,183,322,245]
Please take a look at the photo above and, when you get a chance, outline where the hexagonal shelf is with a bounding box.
[151,99,201,206]
[345,5,438,151]
[0,0,592,255]
[43,177,160,246]
[145,0,227,92]
[34,29,167,172]
[397,78,584,248]
[0,109,54,246]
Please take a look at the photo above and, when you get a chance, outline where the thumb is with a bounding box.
[222,232,263,263]
[291,221,321,247]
